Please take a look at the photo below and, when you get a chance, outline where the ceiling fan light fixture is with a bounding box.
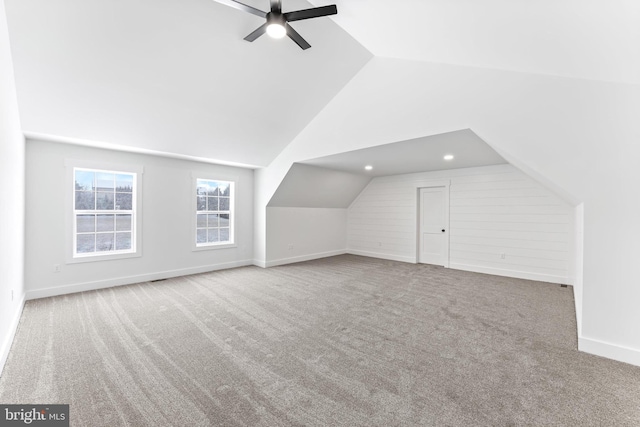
[266,23,286,39]
[213,0,338,50]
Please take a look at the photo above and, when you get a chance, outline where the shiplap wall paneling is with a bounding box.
[347,165,574,284]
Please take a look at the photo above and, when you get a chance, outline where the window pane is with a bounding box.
[219,183,230,197]
[75,191,95,210]
[116,214,132,231]
[75,170,95,191]
[77,234,95,253]
[196,181,208,196]
[197,196,206,211]
[207,197,218,211]
[73,168,137,258]
[115,232,132,250]
[207,182,220,196]
[97,214,115,232]
[196,214,207,228]
[96,172,115,190]
[96,233,115,252]
[195,179,232,246]
[77,214,95,232]
[207,214,219,227]
[219,197,230,211]
[96,192,115,210]
[116,174,133,192]
[115,192,132,210]
[207,228,219,243]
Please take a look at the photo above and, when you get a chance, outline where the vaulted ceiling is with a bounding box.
[4,0,371,166]
[323,0,640,84]
[5,0,639,168]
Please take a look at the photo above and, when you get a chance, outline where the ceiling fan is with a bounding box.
[213,0,338,50]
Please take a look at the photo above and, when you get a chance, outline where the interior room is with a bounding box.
[1,0,639,425]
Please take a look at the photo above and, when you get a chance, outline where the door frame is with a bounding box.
[415,180,450,267]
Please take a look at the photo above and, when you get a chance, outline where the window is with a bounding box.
[73,168,137,257]
[195,179,234,247]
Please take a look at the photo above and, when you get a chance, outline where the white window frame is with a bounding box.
[65,159,143,263]
[192,173,237,251]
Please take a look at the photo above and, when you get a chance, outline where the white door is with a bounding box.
[419,187,449,266]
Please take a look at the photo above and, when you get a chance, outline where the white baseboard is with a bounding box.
[449,262,569,285]
[0,293,26,377]
[346,249,416,264]
[265,250,347,268]
[579,336,640,367]
[26,259,254,300]
[252,259,267,268]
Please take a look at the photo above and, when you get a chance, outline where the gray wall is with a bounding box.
[0,0,26,374]
[25,139,254,298]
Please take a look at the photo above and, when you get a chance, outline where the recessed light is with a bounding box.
[364,165,373,171]
[444,154,454,161]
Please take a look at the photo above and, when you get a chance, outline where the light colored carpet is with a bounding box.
[1,255,639,426]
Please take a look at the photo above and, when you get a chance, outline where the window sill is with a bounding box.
[192,243,237,252]
[67,251,142,264]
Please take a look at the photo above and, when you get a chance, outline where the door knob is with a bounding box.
[441,229,445,232]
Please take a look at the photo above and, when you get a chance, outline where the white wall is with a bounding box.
[573,203,585,335]
[348,165,574,284]
[255,57,640,366]
[25,139,254,299]
[261,163,369,267]
[0,0,25,375]
[266,207,347,267]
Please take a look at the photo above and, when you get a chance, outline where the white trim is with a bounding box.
[347,249,416,264]
[192,243,238,252]
[65,160,144,264]
[416,180,451,267]
[265,250,347,268]
[573,203,585,336]
[252,259,267,268]
[579,335,640,367]
[0,294,26,377]
[449,262,569,284]
[191,175,237,251]
[25,260,253,300]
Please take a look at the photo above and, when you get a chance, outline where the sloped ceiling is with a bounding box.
[4,0,639,168]
[319,0,640,85]
[301,129,507,177]
[268,163,371,208]
[4,0,371,167]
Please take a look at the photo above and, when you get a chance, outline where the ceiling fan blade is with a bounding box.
[283,5,337,22]
[285,23,311,50]
[270,0,282,14]
[244,23,268,42]
[212,0,267,18]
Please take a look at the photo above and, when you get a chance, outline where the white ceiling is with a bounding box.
[301,129,507,177]
[4,0,639,169]
[319,0,640,85]
[4,0,371,167]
